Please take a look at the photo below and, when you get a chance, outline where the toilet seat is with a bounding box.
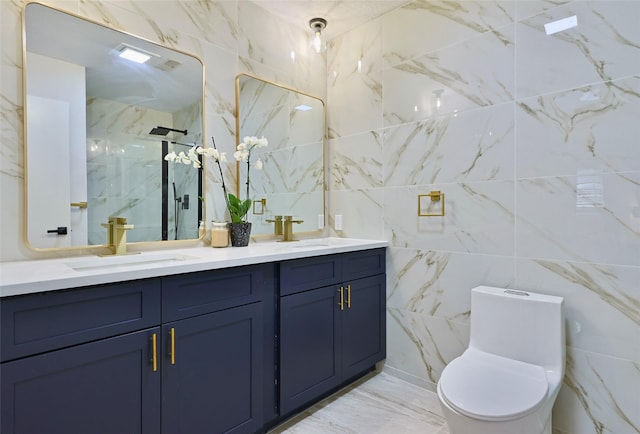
[439,349,549,422]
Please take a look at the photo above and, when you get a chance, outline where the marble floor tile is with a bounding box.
[269,371,449,434]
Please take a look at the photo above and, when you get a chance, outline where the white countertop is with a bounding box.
[0,238,388,298]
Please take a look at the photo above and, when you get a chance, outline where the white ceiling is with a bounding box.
[251,0,409,40]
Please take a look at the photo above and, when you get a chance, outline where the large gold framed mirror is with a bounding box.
[23,2,205,251]
[235,74,325,237]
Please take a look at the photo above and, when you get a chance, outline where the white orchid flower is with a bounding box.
[163,136,268,226]
[178,151,191,165]
[234,149,249,162]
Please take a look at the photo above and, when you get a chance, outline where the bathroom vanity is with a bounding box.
[0,239,386,433]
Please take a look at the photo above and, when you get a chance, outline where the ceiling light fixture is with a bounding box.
[309,17,327,54]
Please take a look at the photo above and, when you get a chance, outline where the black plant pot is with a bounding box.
[229,222,252,247]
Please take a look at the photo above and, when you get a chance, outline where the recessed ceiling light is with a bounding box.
[119,46,151,64]
[295,104,313,111]
[544,15,578,36]
[116,44,158,64]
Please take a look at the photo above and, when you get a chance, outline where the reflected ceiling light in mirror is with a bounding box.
[544,15,578,35]
[309,17,327,53]
[295,104,313,111]
[117,43,154,64]
[433,89,444,111]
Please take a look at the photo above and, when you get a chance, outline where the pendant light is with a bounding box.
[309,18,327,53]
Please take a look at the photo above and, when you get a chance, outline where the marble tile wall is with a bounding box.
[0,0,325,259]
[327,1,639,433]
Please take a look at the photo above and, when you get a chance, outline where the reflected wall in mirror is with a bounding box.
[23,2,205,250]
[236,74,325,236]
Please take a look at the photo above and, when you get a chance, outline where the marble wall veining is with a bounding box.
[327,1,639,434]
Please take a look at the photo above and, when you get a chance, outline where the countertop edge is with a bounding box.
[0,238,388,298]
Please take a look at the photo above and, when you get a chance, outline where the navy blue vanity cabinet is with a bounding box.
[1,264,274,434]
[278,248,386,417]
[161,264,273,434]
[1,279,162,434]
[1,328,162,434]
[341,273,386,379]
[279,283,343,415]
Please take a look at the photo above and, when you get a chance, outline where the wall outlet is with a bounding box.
[335,214,343,231]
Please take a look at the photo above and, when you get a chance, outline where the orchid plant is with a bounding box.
[232,136,268,222]
[164,135,268,223]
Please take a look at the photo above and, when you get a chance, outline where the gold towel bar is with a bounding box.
[418,191,445,217]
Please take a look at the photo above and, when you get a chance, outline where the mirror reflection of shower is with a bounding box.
[149,125,188,136]
[161,139,202,240]
[172,181,182,240]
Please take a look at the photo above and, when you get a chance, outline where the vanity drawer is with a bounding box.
[162,264,272,322]
[280,255,343,296]
[1,278,161,362]
[342,248,386,281]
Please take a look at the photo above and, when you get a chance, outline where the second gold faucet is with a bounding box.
[282,216,303,242]
[267,215,303,242]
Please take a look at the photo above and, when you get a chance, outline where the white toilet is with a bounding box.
[437,285,565,434]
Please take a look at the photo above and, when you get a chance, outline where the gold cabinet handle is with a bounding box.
[169,327,176,365]
[70,201,88,208]
[347,284,351,309]
[151,333,158,372]
[338,287,344,311]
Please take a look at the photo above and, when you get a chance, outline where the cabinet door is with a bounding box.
[1,328,161,434]
[342,274,386,380]
[162,302,263,434]
[279,286,342,415]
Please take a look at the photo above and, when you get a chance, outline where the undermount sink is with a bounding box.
[291,239,331,248]
[66,252,199,271]
[283,238,354,249]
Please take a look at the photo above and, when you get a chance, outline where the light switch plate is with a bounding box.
[335,214,343,231]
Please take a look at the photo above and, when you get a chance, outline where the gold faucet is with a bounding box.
[282,215,304,242]
[101,216,134,255]
[265,215,284,236]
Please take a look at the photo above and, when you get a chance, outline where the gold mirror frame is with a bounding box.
[22,2,206,253]
[235,73,326,238]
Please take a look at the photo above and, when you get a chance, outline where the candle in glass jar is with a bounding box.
[211,221,229,248]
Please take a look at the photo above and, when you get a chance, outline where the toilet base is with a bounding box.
[437,383,552,434]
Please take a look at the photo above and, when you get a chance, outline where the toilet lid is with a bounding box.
[439,349,548,421]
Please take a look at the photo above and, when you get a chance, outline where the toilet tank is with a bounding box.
[469,286,565,371]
